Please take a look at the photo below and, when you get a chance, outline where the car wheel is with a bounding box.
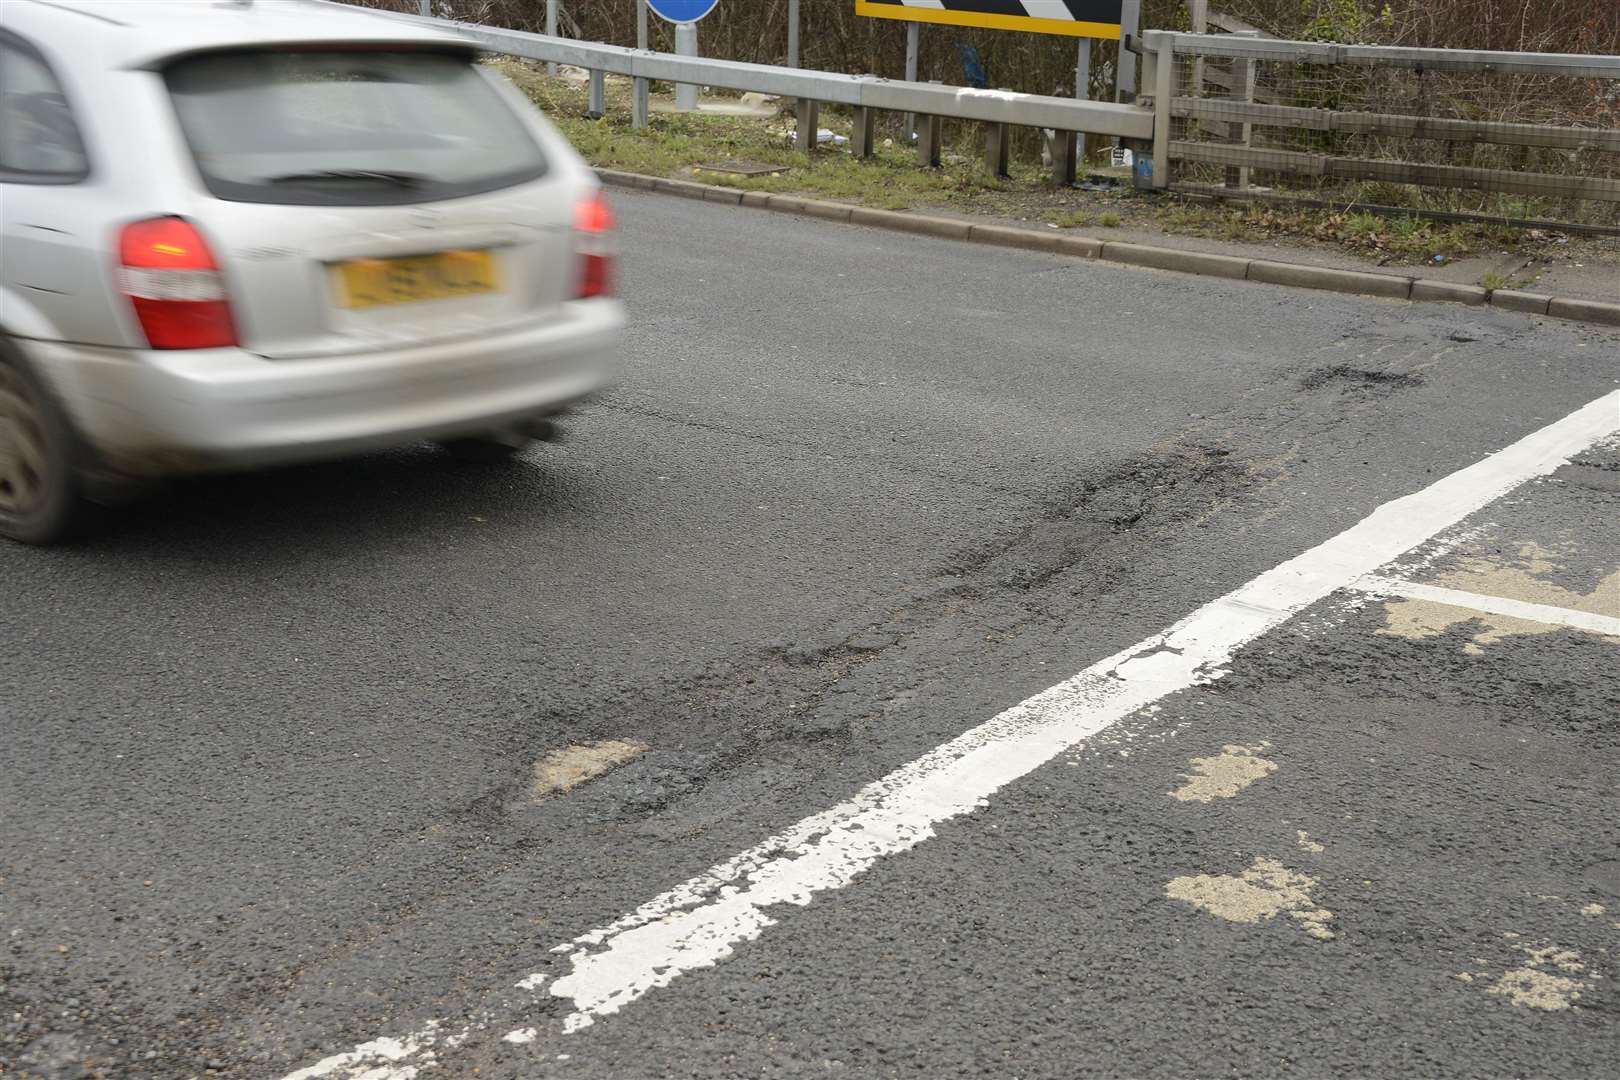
[0,345,98,545]
[437,433,532,463]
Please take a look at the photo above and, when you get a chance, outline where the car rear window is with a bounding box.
[163,48,548,206]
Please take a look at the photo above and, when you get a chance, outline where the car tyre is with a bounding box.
[0,342,99,545]
[438,432,532,463]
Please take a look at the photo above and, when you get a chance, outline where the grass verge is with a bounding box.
[495,61,1616,272]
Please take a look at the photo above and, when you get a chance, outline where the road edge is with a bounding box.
[596,169,1620,330]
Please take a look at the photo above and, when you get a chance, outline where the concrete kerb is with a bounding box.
[966,224,1069,254]
[647,176,710,201]
[1548,296,1620,327]
[1052,234,1106,259]
[1489,290,1553,316]
[1411,279,1488,306]
[597,168,655,190]
[1104,242,1250,280]
[768,195,852,223]
[1247,259,1413,299]
[854,209,972,240]
[596,170,1620,329]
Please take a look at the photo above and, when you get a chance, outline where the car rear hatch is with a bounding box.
[160,46,585,360]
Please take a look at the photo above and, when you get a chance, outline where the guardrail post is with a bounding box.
[587,68,606,119]
[918,113,943,167]
[1151,36,1174,189]
[1051,131,1079,185]
[632,78,650,129]
[985,122,1010,177]
[851,106,876,159]
[796,99,821,153]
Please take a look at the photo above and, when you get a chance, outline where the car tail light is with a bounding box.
[118,217,238,349]
[574,192,615,299]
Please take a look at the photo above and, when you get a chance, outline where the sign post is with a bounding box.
[858,2,1124,181]
[1115,0,1140,101]
[646,0,719,114]
[674,21,700,110]
[545,0,558,76]
[787,0,801,68]
[903,22,919,141]
[630,0,651,128]
[1075,36,1092,171]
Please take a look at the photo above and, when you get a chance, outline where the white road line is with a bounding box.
[280,389,1619,1079]
[1354,575,1620,636]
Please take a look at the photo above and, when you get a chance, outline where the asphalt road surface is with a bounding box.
[3,191,1618,1080]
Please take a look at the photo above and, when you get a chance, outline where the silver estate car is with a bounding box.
[0,0,623,544]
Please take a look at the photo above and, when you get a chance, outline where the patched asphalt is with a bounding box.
[2,191,1616,1079]
[530,440,1618,1080]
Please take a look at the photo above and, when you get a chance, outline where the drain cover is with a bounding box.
[696,161,790,177]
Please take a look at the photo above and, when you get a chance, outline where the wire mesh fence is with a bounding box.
[1154,34,1620,227]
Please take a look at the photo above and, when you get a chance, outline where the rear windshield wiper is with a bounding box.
[264,169,426,188]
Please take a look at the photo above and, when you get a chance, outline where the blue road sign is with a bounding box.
[646,0,719,24]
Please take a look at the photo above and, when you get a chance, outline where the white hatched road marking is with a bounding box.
[282,390,1619,1079]
[1354,575,1620,637]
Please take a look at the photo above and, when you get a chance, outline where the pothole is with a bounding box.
[1300,364,1425,395]
[531,740,649,801]
[947,442,1257,592]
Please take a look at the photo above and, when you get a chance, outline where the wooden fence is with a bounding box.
[1136,30,1620,220]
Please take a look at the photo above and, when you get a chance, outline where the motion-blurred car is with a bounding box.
[0,0,622,544]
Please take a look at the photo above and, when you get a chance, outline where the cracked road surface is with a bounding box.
[3,191,1618,1079]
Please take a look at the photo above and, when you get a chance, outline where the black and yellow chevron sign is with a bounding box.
[855,0,1123,40]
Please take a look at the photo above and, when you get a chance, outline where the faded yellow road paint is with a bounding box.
[1468,940,1598,1011]
[1488,968,1585,1010]
[1379,542,1620,654]
[1296,830,1324,853]
[1166,857,1336,940]
[1169,743,1276,803]
[531,740,648,800]
[1520,945,1586,973]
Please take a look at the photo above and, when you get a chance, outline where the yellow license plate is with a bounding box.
[336,249,500,309]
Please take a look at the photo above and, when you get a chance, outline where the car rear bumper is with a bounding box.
[26,299,623,475]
